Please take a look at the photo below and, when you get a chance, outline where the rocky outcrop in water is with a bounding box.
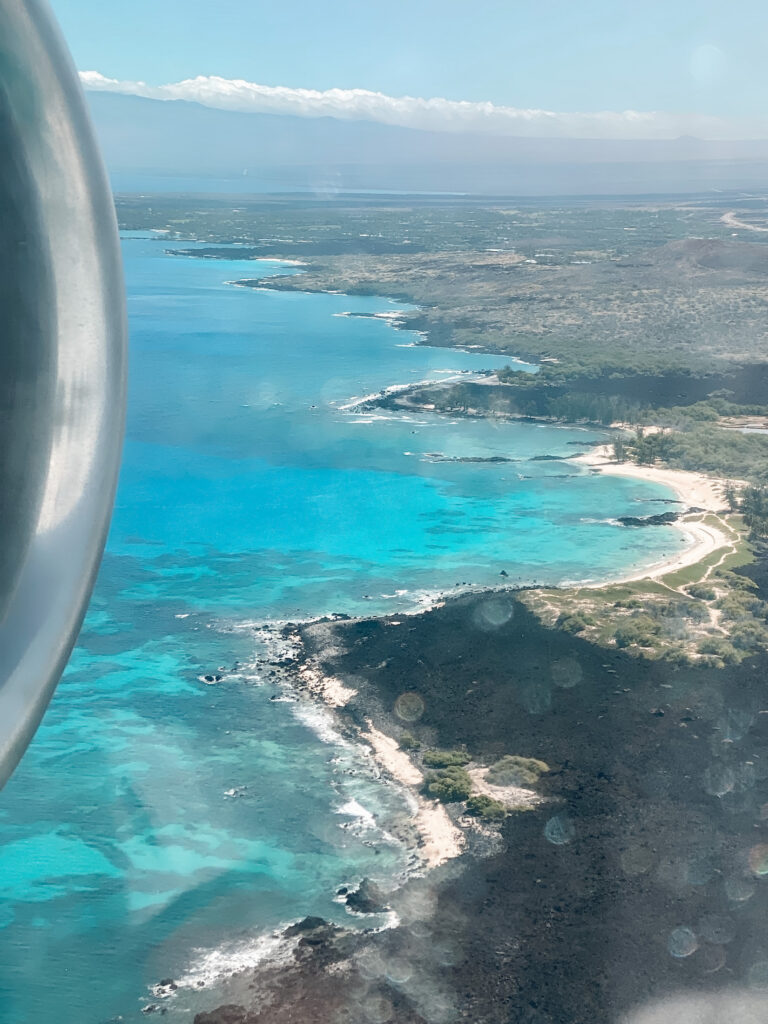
[617,510,680,527]
[344,878,390,915]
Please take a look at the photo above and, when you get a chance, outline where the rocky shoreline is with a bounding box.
[181,583,768,1024]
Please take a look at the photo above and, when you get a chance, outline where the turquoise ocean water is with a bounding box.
[0,236,687,1022]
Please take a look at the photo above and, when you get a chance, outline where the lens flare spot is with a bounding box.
[394,692,425,723]
[668,926,699,958]
[698,914,735,945]
[620,844,655,877]
[725,873,756,902]
[551,657,583,689]
[703,764,735,797]
[544,814,575,845]
[748,843,768,876]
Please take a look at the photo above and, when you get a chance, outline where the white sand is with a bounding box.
[467,766,542,811]
[575,445,736,585]
[297,662,357,707]
[360,721,465,868]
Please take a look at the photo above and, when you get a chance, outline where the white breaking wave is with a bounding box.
[291,701,352,748]
[336,798,378,833]
[175,930,297,989]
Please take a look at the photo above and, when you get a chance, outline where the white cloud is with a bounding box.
[79,71,762,140]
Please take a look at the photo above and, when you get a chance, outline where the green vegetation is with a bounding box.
[613,615,661,649]
[686,583,716,601]
[556,610,597,634]
[697,637,739,664]
[521,509,768,667]
[741,486,768,538]
[731,620,768,650]
[398,732,421,751]
[486,755,549,787]
[622,425,768,486]
[422,748,471,768]
[424,766,473,803]
[465,795,508,820]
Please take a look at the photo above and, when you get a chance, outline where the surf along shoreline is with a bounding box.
[223,257,741,870]
[163,253,758,1024]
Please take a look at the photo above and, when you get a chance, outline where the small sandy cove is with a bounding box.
[576,444,737,586]
[361,722,465,868]
[298,659,464,868]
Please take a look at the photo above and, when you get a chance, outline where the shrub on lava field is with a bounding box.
[716,591,765,621]
[422,748,470,768]
[714,570,757,592]
[465,795,507,820]
[486,755,549,787]
[655,599,709,623]
[398,732,421,751]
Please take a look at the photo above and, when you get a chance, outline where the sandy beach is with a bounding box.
[360,721,465,868]
[297,660,358,708]
[576,444,737,585]
[466,765,542,812]
[293,640,465,869]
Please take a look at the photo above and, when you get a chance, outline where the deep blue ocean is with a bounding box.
[0,235,686,1023]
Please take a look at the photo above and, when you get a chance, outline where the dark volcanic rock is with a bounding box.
[200,555,768,1024]
[428,454,516,463]
[283,916,328,936]
[617,511,679,527]
[279,584,768,1023]
[194,1006,249,1024]
[344,878,389,915]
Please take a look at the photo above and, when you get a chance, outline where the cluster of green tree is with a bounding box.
[424,765,472,802]
[741,486,768,539]
[653,397,768,426]
[624,426,768,484]
[465,795,508,820]
[491,367,768,427]
[629,430,678,466]
[405,375,649,426]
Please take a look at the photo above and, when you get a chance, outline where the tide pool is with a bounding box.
[0,237,687,1023]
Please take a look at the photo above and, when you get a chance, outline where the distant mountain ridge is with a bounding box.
[87,92,768,195]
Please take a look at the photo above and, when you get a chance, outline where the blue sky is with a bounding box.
[50,0,767,119]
